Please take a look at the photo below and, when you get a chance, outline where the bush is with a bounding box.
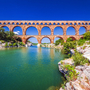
[77,38,85,46]
[63,41,76,54]
[83,31,90,40]
[19,42,25,46]
[0,40,5,43]
[9,43,12,46]
[13,43,17,46]
[63,64,78,81]
[5,42,8,47]
[55,39,64,46]
[72,51,89,66]
[66,37,73,42]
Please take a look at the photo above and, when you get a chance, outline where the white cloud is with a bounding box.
[14,31,20,35]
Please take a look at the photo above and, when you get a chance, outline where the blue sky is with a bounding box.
[0,0,89,43]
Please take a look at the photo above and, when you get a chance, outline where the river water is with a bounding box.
[0,46,67,90]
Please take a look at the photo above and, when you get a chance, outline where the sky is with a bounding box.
[0,0,89,43]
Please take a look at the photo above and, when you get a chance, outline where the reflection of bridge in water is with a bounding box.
[0,20,90,45]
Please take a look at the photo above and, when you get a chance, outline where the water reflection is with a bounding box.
[37,47,42,61]
[21,47,28,53]
[50,48,54,60]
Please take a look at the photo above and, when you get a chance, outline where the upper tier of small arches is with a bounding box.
[0,21,90,25]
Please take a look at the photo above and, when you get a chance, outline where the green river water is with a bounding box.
[0,46,67,90]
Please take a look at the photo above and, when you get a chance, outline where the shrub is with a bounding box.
[66,37,73,42]
[63,41,76,54]
[77,38,85,46]
[5,42,8,47]
[83,46,86,50]
[1,40,5,43]
[72,51,89,66]
[19,42,25,46]
[83,31,90,40]
[63,64,78,81]
[55,39,64,46]
[13,43,17,46]
[9,43,12,46]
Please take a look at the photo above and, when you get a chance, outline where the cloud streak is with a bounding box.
[14,31,20,35]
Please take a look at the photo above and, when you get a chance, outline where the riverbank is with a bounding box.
[40,43,63,49]
[58,44,90,90]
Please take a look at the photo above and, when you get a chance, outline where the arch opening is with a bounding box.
[41,27,51,35]
[2,26,10,32]
[26,37,38,45]
[66,27,76,35]
[26,27,38,35]
[41,37,51,44]
[13,26,23,35]
[67,37,76,42]
[79,27,86,35]
[54,27,63,35]
[54,37,63,45]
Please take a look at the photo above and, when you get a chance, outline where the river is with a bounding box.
[0,46,67,90]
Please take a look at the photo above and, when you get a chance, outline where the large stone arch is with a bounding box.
[40,36,52,44]
[54,36,63,40]
[53,26,64,35]
[54,36,64,43]
[79,26,87,35]
[41,26,51,35]
[66,26,76,35]
[0,25,10,31]
[12,26,23,35]
[25,36,38,44]
[12,26,23,32]
[67,36,76,41]
[25,26,38,35]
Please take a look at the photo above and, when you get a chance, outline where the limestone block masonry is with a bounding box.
[0,20,90,44]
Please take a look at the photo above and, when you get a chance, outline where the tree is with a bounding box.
[66,37,73,42]
[55,39,62,46]
[0,27,6,40]
[83,31,90,40]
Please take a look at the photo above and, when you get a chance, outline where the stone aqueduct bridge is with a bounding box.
[0,20,90,44]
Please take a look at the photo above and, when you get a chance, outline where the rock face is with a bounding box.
[27,42,33,47]
[77,45,90,62]
[58,59,90,90]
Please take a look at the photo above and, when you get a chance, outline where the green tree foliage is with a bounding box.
[19,42,25,46]
[0,27,25,47]
[66,37,73,42]
[55,39,64,46]
[13,43,17,46]
[63,64,78,81]
[0,27,22,43]
[83,31,90,40]
[9,43,12,46]
[5,42,8,47]
[72,50,89,66]
[77,38,85,46]
[0,27,6,40]
[63,41,76,54]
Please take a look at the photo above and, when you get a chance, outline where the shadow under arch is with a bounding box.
[68,36,76,41]
[54,26,63,35]
[13,26,23,35]
[79,26,86,35]
[66,26,76,35]
[41,26,51,35]
[26,26,38,35]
